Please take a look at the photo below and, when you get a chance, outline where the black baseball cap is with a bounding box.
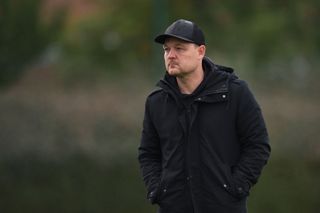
[154,19,205,46]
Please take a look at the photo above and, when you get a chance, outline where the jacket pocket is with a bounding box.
[152,175,168,204]
[147,175,166,205]
[222,165,249,200]
[157,182,165,202]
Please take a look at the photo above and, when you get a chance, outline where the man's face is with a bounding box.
[163,37,205,77]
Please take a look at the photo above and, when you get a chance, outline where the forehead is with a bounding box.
[163,37,193,46]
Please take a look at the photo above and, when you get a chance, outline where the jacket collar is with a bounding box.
[156,56,237,102]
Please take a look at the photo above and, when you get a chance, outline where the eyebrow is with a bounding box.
[163,43,187,48]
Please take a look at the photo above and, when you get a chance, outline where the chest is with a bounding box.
[152,98,236,138]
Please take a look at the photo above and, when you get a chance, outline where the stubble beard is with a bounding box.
[166,62,183,77]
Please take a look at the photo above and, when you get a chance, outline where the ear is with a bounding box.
[198,45,206,58]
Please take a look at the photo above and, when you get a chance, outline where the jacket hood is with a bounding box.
[157,56,238,97]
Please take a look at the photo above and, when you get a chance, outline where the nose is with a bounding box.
[166,49,176,58]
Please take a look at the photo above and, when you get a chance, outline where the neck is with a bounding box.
[176,68,204,94]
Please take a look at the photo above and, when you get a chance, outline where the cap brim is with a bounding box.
[154,34,195,44]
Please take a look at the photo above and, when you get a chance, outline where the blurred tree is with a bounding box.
[56,0,319,90]
[59,0,152,81]
[0,0,65,88]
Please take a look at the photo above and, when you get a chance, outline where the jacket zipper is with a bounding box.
[185,105,199,213]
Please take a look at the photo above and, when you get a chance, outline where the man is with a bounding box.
[138,19,271,213]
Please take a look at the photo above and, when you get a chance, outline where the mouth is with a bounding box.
[168,62,178,68]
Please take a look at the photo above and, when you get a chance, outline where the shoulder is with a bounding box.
[147,86,164,99]
[145,86,165,106]
[229,78,257,103]
[148,86,163,97]
[230,77,247,87]
[230,78,250,92]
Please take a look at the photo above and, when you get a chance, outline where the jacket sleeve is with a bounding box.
[138,97,162,204]
[232,81,271,198]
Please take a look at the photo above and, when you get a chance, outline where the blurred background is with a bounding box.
[0,0,319,212]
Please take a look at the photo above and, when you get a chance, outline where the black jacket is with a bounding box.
[138,57,271,213]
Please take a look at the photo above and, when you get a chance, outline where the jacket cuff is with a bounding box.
[232,178,250,198]
[147,190,159,204]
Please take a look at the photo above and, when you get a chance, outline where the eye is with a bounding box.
[163,47,170,53]
[176,46,185,51]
